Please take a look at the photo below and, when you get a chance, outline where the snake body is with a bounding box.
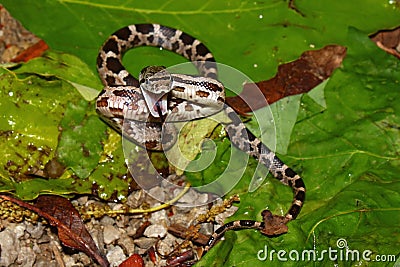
[96,24,305,255]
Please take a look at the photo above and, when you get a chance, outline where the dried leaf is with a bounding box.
[0,5,48,63]
[370,26,400,59]
[226,45,347,115]
[0,194,110,267]
[131,221,151,239]
[166,249,197,266]
[168,224,209,246]
[119,254,144,267]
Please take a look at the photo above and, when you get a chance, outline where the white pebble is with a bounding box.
[0,229,20,266]
[16,246,36,266]
[106,245,126,267]
[103,225,121,245]
[144,224,167,238]
[14,224,26,239]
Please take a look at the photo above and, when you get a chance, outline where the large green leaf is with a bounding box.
[194,28,400,266]
[0,1,399,266]
[2,0,399,78]
[0,55,131,200]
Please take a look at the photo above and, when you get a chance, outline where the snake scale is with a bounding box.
[96,24,305,256]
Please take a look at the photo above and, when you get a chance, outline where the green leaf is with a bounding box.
[0,1,399,265]
[0,73,88,198]
[57,100,105,179]
[2,0,399,78]
[191,28,400,266]
[12,50,101,100]
[88,131,132,201]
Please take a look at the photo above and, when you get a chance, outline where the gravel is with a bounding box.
[0,176,238,266]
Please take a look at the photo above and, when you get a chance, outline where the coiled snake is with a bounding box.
[96,24,305,255]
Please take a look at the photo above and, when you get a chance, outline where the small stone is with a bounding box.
[115,214,129,228]
[71,254,84,266]
[74,196,89,206]
[125,221,141,236]
[32,243,42,254]
[37,234,51,244]
[77,252,92,266]
[143,224,167,238]
[62,254,77,267]
[200,222,214,236]
[126,190,144,208]
[103,224,121,245]
[177,188,198,204]
[156,233,179,255]
[26,222,45,239]
[196,192,210,204]
[0,228,20,266]
[133,237,157,249]
[106,245,126,267]
[34,259,58,267]
[148,187,166,203]
[148,209,168,226]
[14,224,26,239]
[16,246,36,266]
[88,223,103,249]
[100,215,115,226]
[117,234,136,255]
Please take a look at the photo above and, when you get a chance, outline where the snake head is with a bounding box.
[139,66,172,119]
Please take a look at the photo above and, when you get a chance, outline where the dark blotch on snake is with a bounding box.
[147,35,154,44]
[185,48,193,59]
[105,76,116,86]
[96,54,103,68]
[294,178,305,189]
[195,90,210,98]
[173,86,185,92]
[135,24,154,34]
[170,41,180,52]
[114,27,132,41]
[132,35,141,46]
[102,38,119,54]
[275,171,284,181]
[284,168,297,178]
[179,33,196,47]
[196,43,211,57]
[106,57,124,73]
[295,190,305,202]
[206,82,224,92]
[288,204,302,220]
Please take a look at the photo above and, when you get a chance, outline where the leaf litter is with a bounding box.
[0,194,110,267]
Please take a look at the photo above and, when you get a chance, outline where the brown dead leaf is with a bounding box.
[0,4,49,63]
[226,45,347,115]
[131,221,151,239]
[119,254,144,267]
[370,26,400,59]
[0,194,110,267]
[259,210,288,236]
[168,224,209,246]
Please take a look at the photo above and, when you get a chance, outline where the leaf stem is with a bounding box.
[86,183,192,216]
